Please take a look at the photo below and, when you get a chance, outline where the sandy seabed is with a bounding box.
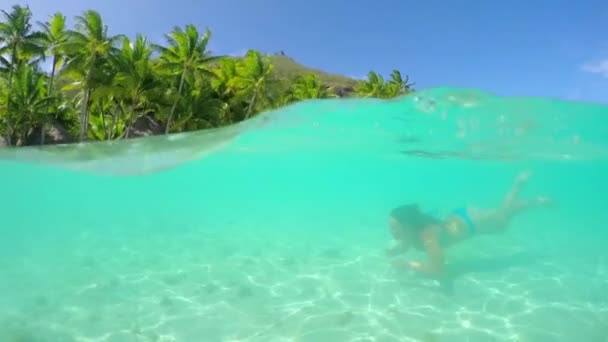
[1,223,607,342]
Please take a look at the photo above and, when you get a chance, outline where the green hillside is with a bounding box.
[268,53,360,96]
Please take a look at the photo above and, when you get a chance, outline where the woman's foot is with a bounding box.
[503,170,533,207]
[536,196,555,207]
[516,170,532,184]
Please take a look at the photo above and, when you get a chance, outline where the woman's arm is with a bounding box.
[385,241,407,256]
[407,228,444,275]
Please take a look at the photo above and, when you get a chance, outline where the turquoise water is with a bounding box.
[1,88,607,341]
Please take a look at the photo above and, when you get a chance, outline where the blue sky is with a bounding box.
[4,0,608,103]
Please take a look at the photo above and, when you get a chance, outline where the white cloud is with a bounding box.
[581,59,608,77]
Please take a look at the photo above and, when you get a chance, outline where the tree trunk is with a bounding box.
[85,91,92,140]
[4,48,17,146]
[100,108,108,140]
[125,103,137,139]
[41,55,58,145]
[109,111,118,140]
[5,71,14,146]
[245,92,257,119]
[79,87,91,142]
[40,123,46,145]
[80,58,97,142]
[109,101,124,140]
[165,70,186,134]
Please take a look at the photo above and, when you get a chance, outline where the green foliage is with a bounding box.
[232,50,276,117]
[0,4,46,144]
[282,74,337,104]
[356,69,414,99]
[0,5,414,147]
[9,64,52,143]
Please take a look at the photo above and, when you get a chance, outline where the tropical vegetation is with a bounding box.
[0,5,415,147]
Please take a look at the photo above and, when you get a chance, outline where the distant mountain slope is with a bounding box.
[268,53,359,96]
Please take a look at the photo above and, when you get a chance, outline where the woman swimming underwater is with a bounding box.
[386,171,553,276]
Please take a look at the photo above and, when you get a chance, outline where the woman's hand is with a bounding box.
[385,241,407,257]
[392,259,443,277]
[391,259,421,270]
[406,261,423,269]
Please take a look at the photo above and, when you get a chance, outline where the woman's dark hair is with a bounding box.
[390,204,440,232]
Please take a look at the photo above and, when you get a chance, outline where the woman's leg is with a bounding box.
[469,171,552,233]
[506,196,553,216]
[499,171,553,221]
[502,170,531,209]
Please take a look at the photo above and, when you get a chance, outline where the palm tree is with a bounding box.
[38,12,68,144]
[211,58,241,123]
[86,95,125,140]
[176,76,224,131]
[0,5,44,145]
[155,24,220,134]
[355,71,386,98]
[385,69,414,97]
[107,34,161,138]
[9,64,53,145]
[284,74,336,102]
[63,10,122,142]
[0,5,419,147]
[233,50,274,118]
[212,58,237,99]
